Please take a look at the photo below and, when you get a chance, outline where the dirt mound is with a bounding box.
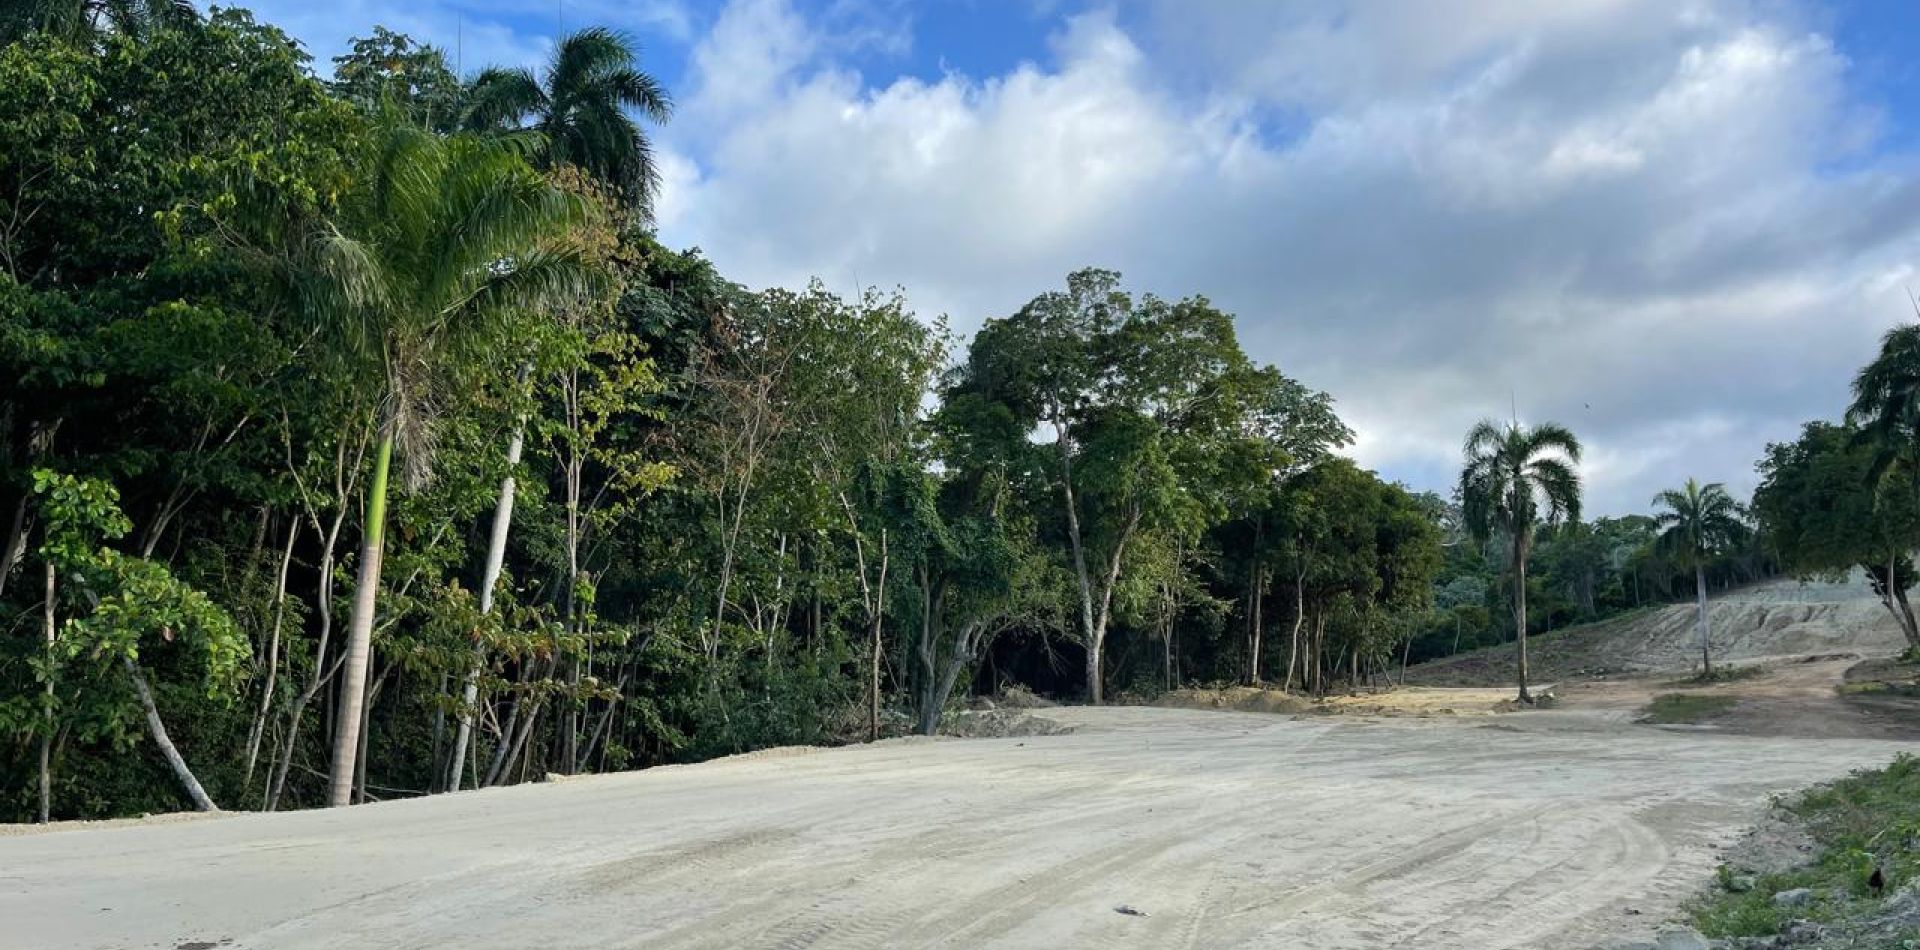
[939,709,1074,738]
[986,684,1057,709]
[1156,684,1522,717]
[1158,686,1315,714]
[1406,575,1912,688]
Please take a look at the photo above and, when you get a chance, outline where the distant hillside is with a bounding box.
[1403,574,1910,687]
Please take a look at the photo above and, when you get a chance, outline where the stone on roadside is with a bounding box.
[1770,888,1813,908]
[1655,927,1711,950]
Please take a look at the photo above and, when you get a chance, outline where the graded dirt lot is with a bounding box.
[5,577,1917,950]
[2,706,1912,949]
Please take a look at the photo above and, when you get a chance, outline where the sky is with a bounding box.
[235,0,1920,516]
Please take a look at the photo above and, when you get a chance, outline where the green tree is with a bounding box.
[946,270,1270,703]
[1,0,194,46]
[329,27,463,132]
[32,471,244,813]
[1652,479,1746,676]
[463,28,672,212]
[1753,421,1920,650]
[1457,419,1582,702]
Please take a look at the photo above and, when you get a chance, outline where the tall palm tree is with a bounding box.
[270,121,593,806]
[462,27,673,213]
[1652,479,1745,677]
[1458,419,1582,703]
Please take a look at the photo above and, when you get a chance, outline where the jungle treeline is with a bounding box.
[0,6,1780,819]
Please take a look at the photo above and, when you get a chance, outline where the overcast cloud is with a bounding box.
[254,0,1920,515]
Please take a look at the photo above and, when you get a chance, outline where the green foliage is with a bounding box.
[1652,479,1747,572]
[1695,755,1920,940]
[330,27,462,132]
[1755,421,1920,580]
[463,27,673,213]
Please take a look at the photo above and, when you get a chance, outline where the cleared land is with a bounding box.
[5,578,1917,950]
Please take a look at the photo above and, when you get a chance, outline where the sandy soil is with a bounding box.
[3,700,1911,950]
[7,575,1916,950]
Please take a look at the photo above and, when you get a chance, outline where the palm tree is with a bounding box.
[1848,324,1920,483]
[462,27,672,213]
[1652,479,1746,677]
[2,0,195,45]
[1458,419,1582,703]
[269,121,593,806]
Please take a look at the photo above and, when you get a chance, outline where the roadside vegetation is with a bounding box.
[1694,755,1920,946]
[1,1,1918,827]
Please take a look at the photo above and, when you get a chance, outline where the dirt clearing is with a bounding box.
[9,575,1917,950]
[4,702,1911,950]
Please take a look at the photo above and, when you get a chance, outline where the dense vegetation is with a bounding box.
[0,6,1798,820]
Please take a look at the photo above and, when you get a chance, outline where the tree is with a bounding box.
[329,28,463,132]
[31,471,244,813]
[1753,421,1920,650]
[1457,419,1582,703]
[945,270,1268,703]
[247,121,594,806]
[463,28,672,213]
[1651,479,1746,676]
[1,0,195,46]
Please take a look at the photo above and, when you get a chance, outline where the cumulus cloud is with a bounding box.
[651,0,1920,515]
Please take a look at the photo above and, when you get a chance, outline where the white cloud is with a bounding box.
[640,0,1920,514]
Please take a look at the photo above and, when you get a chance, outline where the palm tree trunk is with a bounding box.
[1695,564,1711,677]
[447,417,525,792]
[39,562,54,823]
[1514,536,1531,703]
[328,421,394,807]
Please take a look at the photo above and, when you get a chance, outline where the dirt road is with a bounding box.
[5,700,1912,950]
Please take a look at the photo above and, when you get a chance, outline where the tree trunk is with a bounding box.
[1513,535,1532,703]
[243,519,299,792]
[328,422,394,807]
[1285,571,1304,692]
[125,657,218,812]
[1248,565,1264,685]
[0,493,29,600]
[1052,423,1101,704]
[1891,575,1920,651]
[39,562,54,823]
[1695,564,1712,677]
[1162,609,1174,692]
[868,531,888,742]
[448,418,525,792]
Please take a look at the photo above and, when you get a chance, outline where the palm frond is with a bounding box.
[462,66,546,133]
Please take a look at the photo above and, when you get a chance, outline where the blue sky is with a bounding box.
[239,0,1920,515]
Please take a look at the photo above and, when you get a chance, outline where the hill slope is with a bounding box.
[1405,574,1910,687]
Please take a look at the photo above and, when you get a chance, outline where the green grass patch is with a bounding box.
[1638,693,1738,724]
[1693,755,1920,940]
[1661,665,1766,688]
